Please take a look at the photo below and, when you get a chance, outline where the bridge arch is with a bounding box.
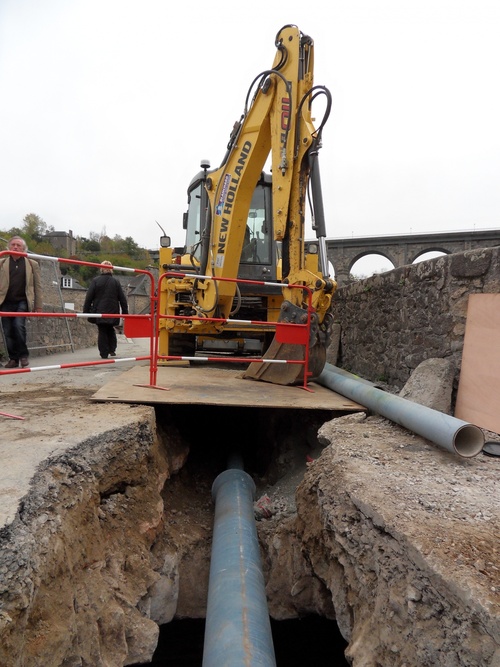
[411,246,449,263]
[348,249,397,277]
[326,229,500,285]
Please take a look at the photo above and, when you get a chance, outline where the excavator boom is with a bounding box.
[158,25,337,385]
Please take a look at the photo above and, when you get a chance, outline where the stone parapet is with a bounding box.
[331,246,500,398]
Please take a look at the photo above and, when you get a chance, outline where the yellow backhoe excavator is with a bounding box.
[157,24,337,385]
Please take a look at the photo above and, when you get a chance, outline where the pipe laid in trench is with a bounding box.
[202,458,276,667]
[317,364,484,458]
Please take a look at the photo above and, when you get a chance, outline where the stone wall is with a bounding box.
[331,246,500,397]
[25,306,98,358]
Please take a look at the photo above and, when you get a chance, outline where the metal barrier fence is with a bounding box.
[0,250,157,384]
[156,271,314,390]
[0,252,316,390]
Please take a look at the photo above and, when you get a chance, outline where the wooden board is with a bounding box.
[91,363,365,412]
[455,293,500,432]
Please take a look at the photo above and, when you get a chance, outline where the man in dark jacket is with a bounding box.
[83,260,129,359]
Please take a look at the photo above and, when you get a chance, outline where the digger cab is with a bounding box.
[183,169,281,285]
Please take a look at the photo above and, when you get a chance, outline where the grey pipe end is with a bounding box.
[454,424,485,458]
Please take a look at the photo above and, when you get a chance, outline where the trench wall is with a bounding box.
[331,245,500,396]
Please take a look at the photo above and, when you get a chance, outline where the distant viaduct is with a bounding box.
[325,229,500,285]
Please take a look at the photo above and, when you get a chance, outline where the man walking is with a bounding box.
[0,236,43,368]
[83,260,129,359]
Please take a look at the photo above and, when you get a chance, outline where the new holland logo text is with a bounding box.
[216,140,251,261]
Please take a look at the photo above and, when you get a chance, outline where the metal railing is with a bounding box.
[1,253,317,390]
[0,251,157,383]
[156,271,315,390]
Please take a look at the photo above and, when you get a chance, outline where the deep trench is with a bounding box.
[134,404,351,666]
[137,617,348,666]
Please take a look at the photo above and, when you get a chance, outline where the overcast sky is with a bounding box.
[1,0,499,262]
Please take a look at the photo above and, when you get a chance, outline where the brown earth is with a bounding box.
[2,345,499,599]
[1,341,499,666]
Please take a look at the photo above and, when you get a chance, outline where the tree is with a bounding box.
[99,234,114,253]
[112,234,141,258]
[123,236,141,257]
[79,238,101,253]
[22,213,47,241]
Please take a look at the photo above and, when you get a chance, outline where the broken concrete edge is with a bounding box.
[0,404,176,666]
[299,413,500,666]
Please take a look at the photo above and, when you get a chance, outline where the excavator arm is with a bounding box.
[159,24,337,384]
[202,25,334,302]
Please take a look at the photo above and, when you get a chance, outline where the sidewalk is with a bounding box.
[0,335,155,528]
[0,335,152,390]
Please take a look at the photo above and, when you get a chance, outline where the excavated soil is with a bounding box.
[2,370,499,587]
[1,345,499,666]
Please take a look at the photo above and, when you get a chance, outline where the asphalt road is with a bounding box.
[0,335,152,391]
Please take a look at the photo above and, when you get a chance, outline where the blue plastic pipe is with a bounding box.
[202,461,277,667]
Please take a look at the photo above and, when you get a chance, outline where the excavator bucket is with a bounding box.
[242,303,327,386]
[242,337,326,386]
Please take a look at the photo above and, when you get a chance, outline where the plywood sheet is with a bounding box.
[91,363,365,412]
[455,293,500,432]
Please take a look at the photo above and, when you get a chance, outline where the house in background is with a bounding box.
[121,273,155,314]
[42,230,77,256]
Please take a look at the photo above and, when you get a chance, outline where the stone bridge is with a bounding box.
[325,228,500,285]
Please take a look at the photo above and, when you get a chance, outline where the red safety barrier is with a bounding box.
[0,251,158,384]
[123,315,152,338]
[0,356,151,376]
[0,252,318,391]
[157,271,315,390]
[0,410,25,420]
[274,322,309,346]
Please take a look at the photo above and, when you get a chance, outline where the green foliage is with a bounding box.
[79,237,101,252]
[23,213,52,241]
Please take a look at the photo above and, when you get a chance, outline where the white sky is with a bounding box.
[1,0,499,259]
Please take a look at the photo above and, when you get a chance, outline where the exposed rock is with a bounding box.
[260,515,336,621]
[0,402,171,667]
[399,357,455,414]
[298,413,500,666]
[1,353,499,666]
